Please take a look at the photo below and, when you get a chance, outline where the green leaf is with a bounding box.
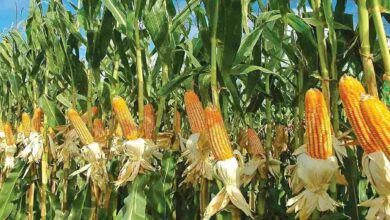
[117,175,148,220]
[39,95,65,128]
[102,0,127,26]
[157,67,205,96]
[285,13,316,48]
[144,1,172,62]
[171,0,200,32]
[0,161,25,220]
[219,0,242,73]
[234,25,263,65]
[69,184,93,220]
[231,64,287,82]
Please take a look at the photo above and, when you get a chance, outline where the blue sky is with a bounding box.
[0,0,389,37]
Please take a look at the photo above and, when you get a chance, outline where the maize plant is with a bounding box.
[0,0,389,220]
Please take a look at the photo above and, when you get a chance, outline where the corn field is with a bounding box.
[0,0,390,219]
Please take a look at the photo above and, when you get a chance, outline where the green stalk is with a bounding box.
[113,57,120,92]
[210,0,220,108]
[199,178,209,217]
[28,79,39,220]
[28,164,36,220]
[62,163,69,211]
[312,209,320,220]
[156,63,169,133]
[357,0,378,97]
[371,0,390,81]
[294,68,304,148]
[323,0,339,134]
[311,0,330,109]
[207,2,219,216]
[257,74,272,217]
[41,68,49,220]
[86,68,94,129]
[134,17,144,124]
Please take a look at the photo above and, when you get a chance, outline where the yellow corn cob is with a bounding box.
[339,75,380,153]
[174,110,181,134]
[184,91,207,134]
[81,106,99,123]
[305,89,333,159]
[22,112,31,137]
[274,124,288,149]
[67,108,94,145]
[32,108,43,133]
[93,119,107,145]
[115,124,123,137]
[48,127,56,139]
[205,105,233,161]
[247,128,264,156]
[112,96,138,140]
[143,104,155,140]
[4,123,14,146]
[360,95,390,160]
[92,119,105,139]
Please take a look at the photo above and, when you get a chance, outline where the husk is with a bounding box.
[203,157,253,220]
[241,155,281,186]
[17,131,44,163]
[360,151,390,220]
[71,142,108,191]
[287,153,339,219]
[180,133,213,186]
[114,138,160,187]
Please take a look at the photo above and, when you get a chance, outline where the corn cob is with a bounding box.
[22,112,31,137]
[339,75,380,153]
[48,127,56,139]
[205,105,233,161]
[174,110,181,134]
[112,96,138,140]
[93,119,106,140]
[360,95,390,160]
[184,91,207,134]
[143,104,155,140]
[246,128,264,156]
[115,124,123,137]
[305,89,333,159]
[81,106,99,123]
[67,109,94,145]
[4,123,15,145]
[274,125,288,150]
[32,108,43,133]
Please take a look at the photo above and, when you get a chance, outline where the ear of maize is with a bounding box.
[32,108,43,133]
[174,110,181,134]
[247,128,265,156]
[93,119,105,139]
[4,123,14,145]
[68,109,94,145]
[339,75,380,153]
[305,89,333,159]
[274,125,288,151]
[360,95,390,160]
[143,104,155,140]
[115,124,123,137]
[184,91,207,134]
[93,118,107,145]
[22,112,31,137]
[81,106,99,123]
[205,105,233,161]
[112,97,138,140]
